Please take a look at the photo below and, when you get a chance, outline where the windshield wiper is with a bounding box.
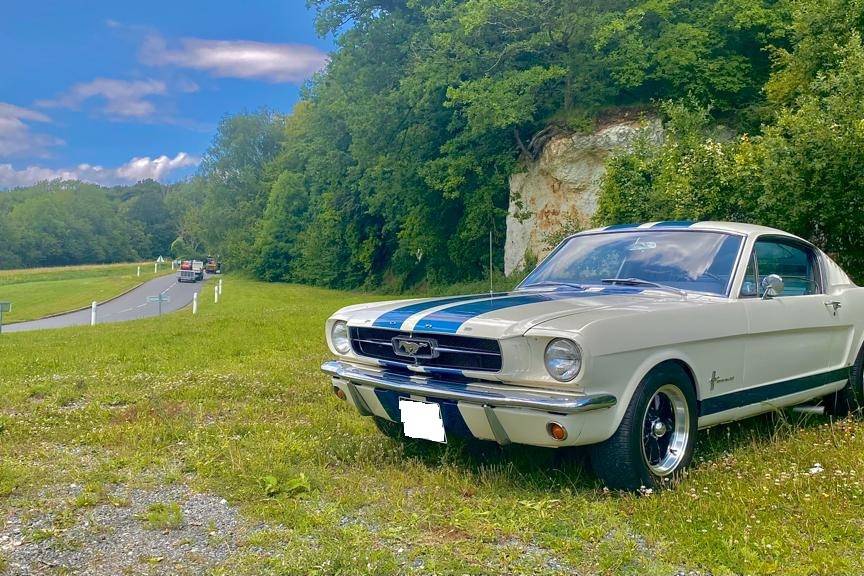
[601,277,686,295]
[521,281,587,291]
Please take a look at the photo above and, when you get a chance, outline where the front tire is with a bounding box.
[590,363,697,490]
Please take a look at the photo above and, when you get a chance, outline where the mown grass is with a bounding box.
[0,278,862,574]
[0,262,173,322]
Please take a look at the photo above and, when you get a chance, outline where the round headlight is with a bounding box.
[331,321,351,354]
[544,338,582,381]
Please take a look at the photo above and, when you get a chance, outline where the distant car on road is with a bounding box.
[178,259,201,283]
[205,257,222,274]
[322,221,864,490]
[191,260,205,281]
[177,269,197,283]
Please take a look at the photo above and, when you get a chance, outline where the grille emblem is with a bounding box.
[392,336,439,359]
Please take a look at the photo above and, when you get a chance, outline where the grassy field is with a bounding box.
[0,278,863,574]
[0,263,173,323]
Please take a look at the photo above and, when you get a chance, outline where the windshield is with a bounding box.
[520,230,743,296]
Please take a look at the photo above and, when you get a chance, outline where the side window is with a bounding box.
[751,240,821,296]
[740,252,759,297]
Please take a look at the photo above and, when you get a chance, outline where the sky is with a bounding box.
[0,1,331,189]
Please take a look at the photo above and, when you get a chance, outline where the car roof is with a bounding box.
[577,220,804,241]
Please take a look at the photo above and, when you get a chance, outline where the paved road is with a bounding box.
[4,273,211,333]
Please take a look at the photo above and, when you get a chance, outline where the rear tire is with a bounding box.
[824,345,864,417]
[590,363,697,491]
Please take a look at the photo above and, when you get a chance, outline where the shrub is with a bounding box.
[596,35,864,281]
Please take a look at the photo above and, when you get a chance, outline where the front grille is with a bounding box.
[349,326,502,372]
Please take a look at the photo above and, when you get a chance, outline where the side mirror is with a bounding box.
[761,274,784,299]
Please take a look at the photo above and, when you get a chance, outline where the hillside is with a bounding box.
[0,180,185,269]
[7,1,864,285]
[177,0,786,290]
[167,0,864,286]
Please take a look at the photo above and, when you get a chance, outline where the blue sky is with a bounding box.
[0,1,331,188]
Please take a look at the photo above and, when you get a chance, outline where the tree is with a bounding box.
[0,179,179,269]
[197,110,286,267]
[595,28,864,282]
[231,0,789,289]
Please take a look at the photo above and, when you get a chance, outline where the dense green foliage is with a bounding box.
[173,0,787,290]
[596,1,864,279]
[0,180,183,269]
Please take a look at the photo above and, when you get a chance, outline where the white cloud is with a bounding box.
[0,152,199,189]
[0,102,64,158]
[113,152,198,181]
[140,34,328,83]
[36,78,197,120]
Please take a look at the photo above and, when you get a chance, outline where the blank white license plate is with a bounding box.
[399,398,446,443]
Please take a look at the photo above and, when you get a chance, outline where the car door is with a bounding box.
[740,237,842,393]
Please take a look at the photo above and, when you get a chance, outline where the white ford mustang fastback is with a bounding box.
[322,221,864,489]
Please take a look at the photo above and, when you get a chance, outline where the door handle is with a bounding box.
[824,300,842,315]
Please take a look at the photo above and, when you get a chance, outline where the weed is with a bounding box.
[138,503,183,531]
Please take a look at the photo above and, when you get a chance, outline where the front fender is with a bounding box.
[576,348,701,445]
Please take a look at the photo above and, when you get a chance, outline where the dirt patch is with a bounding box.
[1,483,256,575]
[111,400,189,425]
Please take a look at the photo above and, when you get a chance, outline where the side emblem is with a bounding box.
[709,370,735,391]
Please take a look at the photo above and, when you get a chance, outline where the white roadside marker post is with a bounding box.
[215,284,219,304]
[218,278,223,295]
[171,260,175,271]
[0,302,10,334]
[154,261,158,274]
[137,266,141,277]
[90,301,97,326]
[192,292,198,315]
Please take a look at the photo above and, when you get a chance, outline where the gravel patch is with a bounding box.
[1,483,254,575]
[494,536,574,575]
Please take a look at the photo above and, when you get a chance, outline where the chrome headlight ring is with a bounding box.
[544,338,582,382]
[331,320,351,354]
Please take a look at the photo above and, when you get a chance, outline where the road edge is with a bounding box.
[7,274,172,325]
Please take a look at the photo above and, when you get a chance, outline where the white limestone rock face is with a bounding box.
[504,118,663,276]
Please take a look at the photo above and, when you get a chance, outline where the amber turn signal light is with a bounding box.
[546,422,568,441]
[333,386,347,401]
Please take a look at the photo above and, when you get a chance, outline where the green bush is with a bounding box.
[596,33,864,282]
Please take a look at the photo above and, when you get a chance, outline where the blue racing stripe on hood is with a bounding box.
[372,293,506,329]
[414,287,643,334]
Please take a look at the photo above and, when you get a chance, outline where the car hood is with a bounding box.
[341,287,705,339]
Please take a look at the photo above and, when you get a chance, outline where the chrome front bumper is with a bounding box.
[321,360,616,415]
